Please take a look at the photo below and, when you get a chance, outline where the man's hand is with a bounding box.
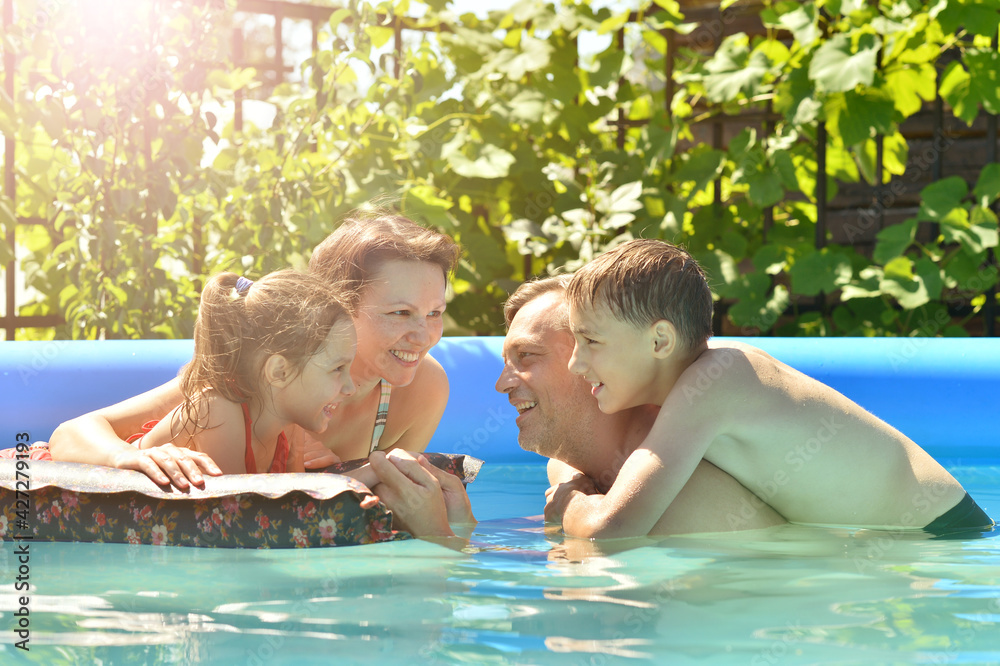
[369,450,454,537]
[544,473,599,524]
[112,443,222,491]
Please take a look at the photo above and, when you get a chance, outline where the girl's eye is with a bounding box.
[391,310,409,316]
[428,310,442,318]
[585,337,598,345]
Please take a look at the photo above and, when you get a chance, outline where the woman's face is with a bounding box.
[352,259,447,388]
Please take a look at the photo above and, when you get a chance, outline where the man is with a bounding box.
[495,276,785,535]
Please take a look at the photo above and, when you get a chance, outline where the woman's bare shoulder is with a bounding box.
[380,354,449,449]
[394,354,449,406]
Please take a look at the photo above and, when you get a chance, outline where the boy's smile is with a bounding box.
[567,302,661,413]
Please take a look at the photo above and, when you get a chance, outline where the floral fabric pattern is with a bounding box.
[0,459,408,548]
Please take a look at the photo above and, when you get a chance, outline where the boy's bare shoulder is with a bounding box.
[676,341,780,404]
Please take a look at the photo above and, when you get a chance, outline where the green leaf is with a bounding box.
[328,8,353,32]
[937,0,1000,38]
[727,274,789,330]
[697,248,740,296]
[917,176,968,222]
[809,33,881,93]
[873,218,917,264]
[884,255,914,281]
[973,163,1000,205]
[885,63,936,117]
[675,148,726,195]
[824,88,896,147]
[789,249,853,296]
[940,52,1000,125]
[703,35,770,103]
[505,89,547,123]
[491,35,553,80]
[444,143,517,179]
[914,258,943,301]
[778,5,820,47]
[599,181,644,214]
[752,244,787,275]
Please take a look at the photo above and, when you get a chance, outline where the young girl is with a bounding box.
[130,270,357,474]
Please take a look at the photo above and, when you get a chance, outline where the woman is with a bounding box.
[48,210,459,492]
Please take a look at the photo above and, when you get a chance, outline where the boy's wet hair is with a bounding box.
[566,239,713,350]
[177,269,351,438]
[308,206,460,309]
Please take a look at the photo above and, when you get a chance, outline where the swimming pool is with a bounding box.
[1,459,997,665]
[2,337,999,663]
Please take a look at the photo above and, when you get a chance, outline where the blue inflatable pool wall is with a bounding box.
[1,337,997,464]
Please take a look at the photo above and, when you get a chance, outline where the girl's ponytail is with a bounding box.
[173,269,351,441]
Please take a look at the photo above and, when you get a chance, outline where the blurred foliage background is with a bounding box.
[1,0,999,339]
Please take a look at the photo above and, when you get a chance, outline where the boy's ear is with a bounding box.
[264,354,293,388]
[650,319,678,357]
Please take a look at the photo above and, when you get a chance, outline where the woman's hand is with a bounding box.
[416,454,476,525]
[112,443,222,491]
[369,450,454,537]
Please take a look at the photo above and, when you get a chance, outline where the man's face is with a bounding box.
[495,291,602,463]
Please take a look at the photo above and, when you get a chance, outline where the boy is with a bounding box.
[547,239,992,538]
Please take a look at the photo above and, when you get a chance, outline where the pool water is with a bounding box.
[1,463,998,665]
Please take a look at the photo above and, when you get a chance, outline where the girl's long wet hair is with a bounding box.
[174,269,352,440]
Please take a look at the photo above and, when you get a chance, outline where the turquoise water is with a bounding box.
[2,463,999,665]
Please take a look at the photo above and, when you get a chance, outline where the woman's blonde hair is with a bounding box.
[308,208,460,309]
[175,269,351,438]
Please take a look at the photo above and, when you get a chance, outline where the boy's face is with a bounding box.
[567,300,660,414]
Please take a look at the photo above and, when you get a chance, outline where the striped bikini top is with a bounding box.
[369,379,392,454]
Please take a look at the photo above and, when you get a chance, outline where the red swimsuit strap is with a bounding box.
[241,402,256,474]
[240,402,287,473]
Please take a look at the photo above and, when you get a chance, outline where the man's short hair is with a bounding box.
[503,275,572,330]
[565,239,713,349]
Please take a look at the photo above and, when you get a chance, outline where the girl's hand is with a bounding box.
[290,426,341,469]
[112,443,222,491]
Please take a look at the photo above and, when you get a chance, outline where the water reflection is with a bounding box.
[1,506,999,664]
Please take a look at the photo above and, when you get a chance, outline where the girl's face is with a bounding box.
[352,259,447,388]
[281,318,358,433]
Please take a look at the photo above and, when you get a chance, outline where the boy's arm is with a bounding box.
[548,370,722,539]
[48,378,222,489]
